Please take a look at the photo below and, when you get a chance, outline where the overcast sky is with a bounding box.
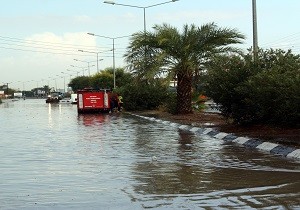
[1,0,300,90]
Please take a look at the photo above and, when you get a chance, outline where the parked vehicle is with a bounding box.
[77,88,111,113]
[59,98,72,104]
[45,92,63,103]
[71,94,77,104]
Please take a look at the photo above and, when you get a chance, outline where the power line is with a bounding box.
[0,35,105,50]
[0,35,129,57]
[0,45,81,56]
[255,31,300,55]
[0,35,129,52]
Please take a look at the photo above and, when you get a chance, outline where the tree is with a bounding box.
[125,23,245,114]
[90,67,133,89]
[91,70,113,89]
[69,76,91,92]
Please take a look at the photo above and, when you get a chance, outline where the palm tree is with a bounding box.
[125,23,245,114]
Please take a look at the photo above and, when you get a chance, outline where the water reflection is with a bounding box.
[178,129,194,150]
[131,129,211,197]
[129,122,300,209]
[77,114,108,127]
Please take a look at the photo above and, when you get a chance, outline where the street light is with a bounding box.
[49,77,57,91]
[70,65,88,76]
[74,59,92,76]
[74,58,102,76]
[78,49,111,73]
[59,72,68,93]
[87,33,131,88]
[61,71,73,81]
[103,0,179,32]
[56,75,66,93]
[67,69,80,77]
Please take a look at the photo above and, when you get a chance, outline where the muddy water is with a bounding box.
[0,99,299,209]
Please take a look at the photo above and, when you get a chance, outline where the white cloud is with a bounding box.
[25,32,97,51]
[1,32,101,89]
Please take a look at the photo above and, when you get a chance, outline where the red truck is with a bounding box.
[77,88,111,113]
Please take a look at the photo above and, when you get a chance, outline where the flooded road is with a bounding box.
[0,99,299,209]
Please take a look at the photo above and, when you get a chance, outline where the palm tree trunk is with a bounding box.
[176,72,193,114]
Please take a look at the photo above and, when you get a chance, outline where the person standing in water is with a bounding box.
[117,94,123,112]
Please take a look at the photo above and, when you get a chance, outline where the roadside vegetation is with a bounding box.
[68,67,132,91]
[205,49,300,127]
[125,23,245,114]
[65,23,299,128]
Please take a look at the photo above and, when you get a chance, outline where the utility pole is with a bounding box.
[252,0,258,62]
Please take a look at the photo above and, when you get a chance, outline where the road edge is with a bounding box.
[130,113,300,160]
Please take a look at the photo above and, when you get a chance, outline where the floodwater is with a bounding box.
[0,99,299,210]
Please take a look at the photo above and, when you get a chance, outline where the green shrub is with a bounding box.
[239,67,300,126]
[205,49,300,127]
[205,54,256,122]
[117,80,170,111]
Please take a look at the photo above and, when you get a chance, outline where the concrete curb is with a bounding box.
[130,113,300,160]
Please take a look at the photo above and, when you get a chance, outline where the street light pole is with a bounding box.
[87,33,131,89]
[74,59,100,76]
[78,49,111,73]
[63,76,65,93]
[143,8,146,33]
[252,0,258,62]
[70,65,87,76]
[103,0,179,32]
[67,69,80,77]
[113,38,116,88]
[74,59,91,76]
[78,50,99,73]
[60,72,67,93]
[57,75,65,93]
[62,71,73,81]
[48,77,52,92]
[103,0,178,74]
[56,75,62,92]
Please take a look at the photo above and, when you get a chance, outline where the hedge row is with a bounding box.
[205,49,300,127]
